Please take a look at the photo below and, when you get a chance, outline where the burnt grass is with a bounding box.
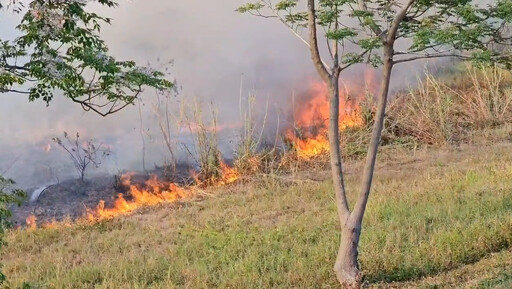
[10,163,195,227]
[11,176,121,227]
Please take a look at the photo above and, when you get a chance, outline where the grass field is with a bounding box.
[2,137,512,288]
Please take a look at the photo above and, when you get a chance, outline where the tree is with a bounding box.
[53,131,111,182]
[0,0,173,116]
[1,1,172,282]
[0,176,25,284]
[238,0,512,286]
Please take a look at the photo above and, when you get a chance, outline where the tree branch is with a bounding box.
[266,2,331,68]
[4,64,28,71]
[393,53,471,64]
[388,0,416,42]
[307,0,331,82]
[1,89,30,94]
[357,0,384,39]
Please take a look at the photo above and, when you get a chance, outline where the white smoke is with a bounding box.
[0,0,429,188]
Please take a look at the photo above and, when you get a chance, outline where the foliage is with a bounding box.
[234,94,273,174]
[0,0,174,116]
[0,175,25,284]
[237,0,512,70]
[52,131,111,182]
[181,99,223,185]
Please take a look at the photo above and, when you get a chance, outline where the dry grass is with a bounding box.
[181,99,224,185]
[3,140,512,288]
[386,64,512,145]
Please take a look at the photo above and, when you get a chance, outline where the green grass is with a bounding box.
[3,144,512,288]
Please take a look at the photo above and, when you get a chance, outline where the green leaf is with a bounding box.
[326,28,358,40]
[236,2,265,13]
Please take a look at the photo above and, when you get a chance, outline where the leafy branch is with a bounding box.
[0,0,174,116]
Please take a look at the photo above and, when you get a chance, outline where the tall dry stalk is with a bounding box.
[182,98,222,185]
[153,91,179,175]
[387,64,512,145]
[234,92,271,174]
[463,64,512,126]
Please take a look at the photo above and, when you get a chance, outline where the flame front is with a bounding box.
[287,75,376,159]
[219,160,239,185]
[23,72,379,229]
[24,161,240,229]
[86,174,189,220]
[84,160,239,222]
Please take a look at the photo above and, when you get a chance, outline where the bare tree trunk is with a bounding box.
[328,74,358,285]
[333,46,395,287]
[80,166,86,183]
[334,218,362,287]
[352,46,394,225]
[327,76,350,223]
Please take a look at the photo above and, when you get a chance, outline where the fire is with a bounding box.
[287,74,377,159]
[21,72,378,230]
[23,157,240,229]
[86,173,193,220]
[26,214,37,230]
[286,132,331,159]
[84,159,239,221]
[219,160,239,185]
[190,158,240,188]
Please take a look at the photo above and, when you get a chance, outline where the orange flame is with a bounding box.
[189,159,240,188]
[84,159,239,222]
[219,160,239,185]
[26,214,37,230]
[23,157,240,230]
[288,73,377,159]
[86,173,192,220]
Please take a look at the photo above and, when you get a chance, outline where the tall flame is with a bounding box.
[288,73,377,159]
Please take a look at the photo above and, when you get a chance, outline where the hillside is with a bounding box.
[3,131,512,288]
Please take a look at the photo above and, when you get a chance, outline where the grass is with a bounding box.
[385,64,512,145]
[3,142,512,288]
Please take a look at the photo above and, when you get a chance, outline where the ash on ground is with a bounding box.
[10,164,194,227]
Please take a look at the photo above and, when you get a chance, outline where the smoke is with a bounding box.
[0,0,430,188]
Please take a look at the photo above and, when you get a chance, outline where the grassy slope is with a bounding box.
[3,141,512,288]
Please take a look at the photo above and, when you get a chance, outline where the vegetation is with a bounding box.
[0,0,173,116]
[2,65,512,287]
[3,139,512,288]
[52,132,112,182]
[0,0,174,283]
[181,99,224,185]
[385,64,512,145]
[0,176,25,284]
[1,1,512,288]
[238,0,512,285]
